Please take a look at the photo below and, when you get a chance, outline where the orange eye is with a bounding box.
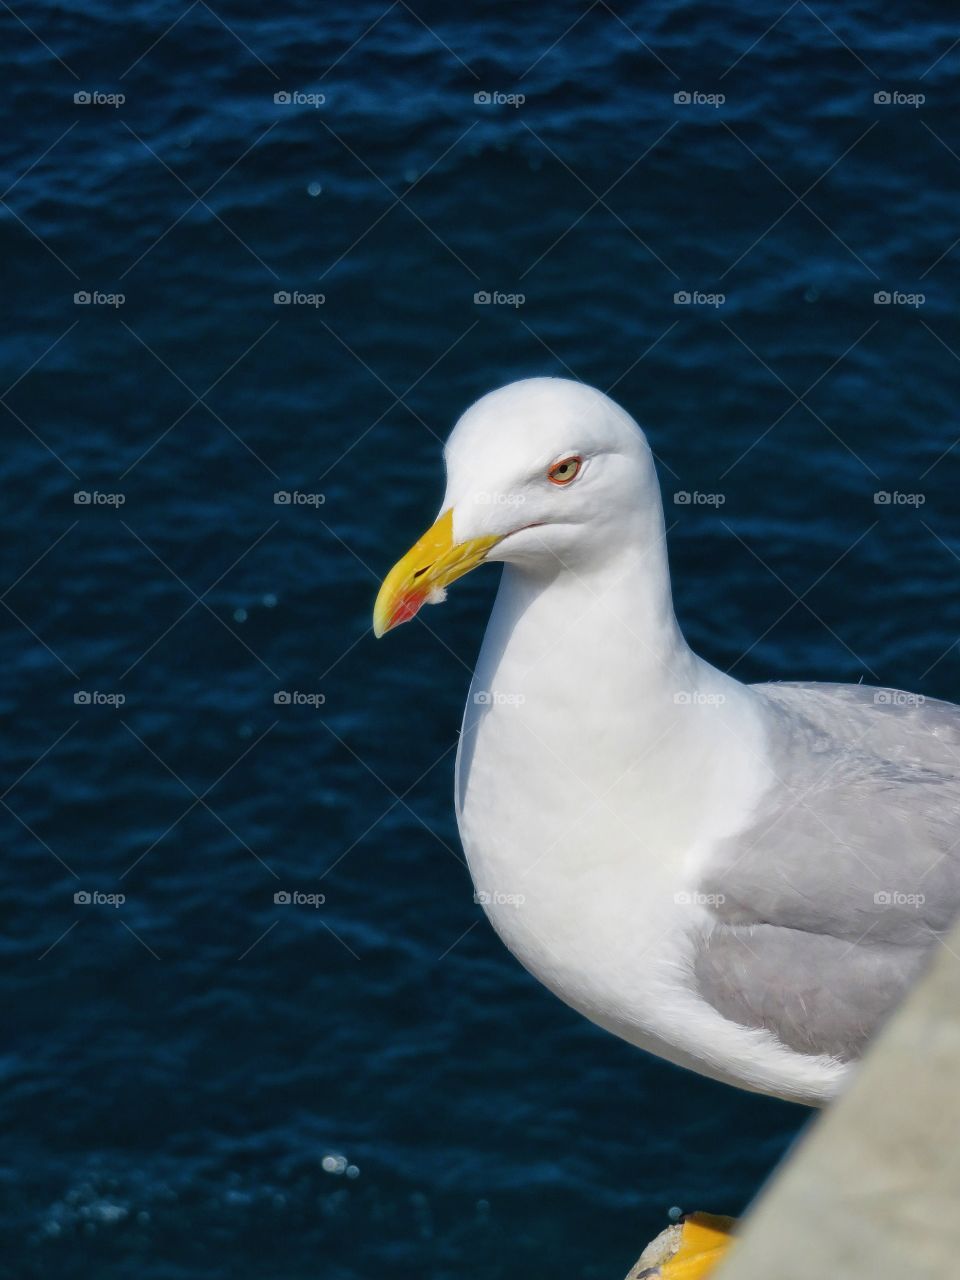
[547,455,582,486]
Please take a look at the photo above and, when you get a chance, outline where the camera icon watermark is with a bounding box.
[673,490,725,506]
[74,690,126,707]
[74,490,125,506]
[673,290,725,307]
[274,889,326,906]
[673,90,724,107]
[274,89,325,107]
[473,889,525,907]
[473,290,525,308]
[874,90,924,108]
[873,490,925,507]
[273,690,326,707]
[873,690,925,707]
[74,889,125,907]
[273,290,324,307]
[873,290,924,308]
[473,490,525,506]
[473,90,525,107]
[273,490,325,506]
[473,689,525,706]
[74,89,125,107]
[74,290,125,308]
[673,889,726,906]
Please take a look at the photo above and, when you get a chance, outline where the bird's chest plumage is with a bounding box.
[455,677,713,1034]
[450,566,778,1068]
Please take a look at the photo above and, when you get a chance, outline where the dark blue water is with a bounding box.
[2,3,958,1276]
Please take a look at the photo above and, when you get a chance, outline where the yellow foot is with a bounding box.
[626,1212,736,1279]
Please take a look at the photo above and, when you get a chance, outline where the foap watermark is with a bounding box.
[874,90,925,108]
[274,290,325,308]
[674,691,726,707]
[474,890,526,907]
[874,890,925,908]
[74,889,125,907]
[874,290,924,308]
[274,490,325,506]
[474,690,525,706]
[473,491,525,506]
[274,90,325,108]
[674,290,725,307]
[474,90,526,108]
[74,691,125,707]
[674,890,726,907]
[74,290,125,308]
[873,490,925,507]
[474,290,525,308]
[874,690,925,707]
[674,90,725,108]
[674,490,725,506]
[74,89,125,108]
[274,889,326,907]
[274,690,326,708]
[74,490,125,506]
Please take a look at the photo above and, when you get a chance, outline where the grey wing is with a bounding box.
[695,682,960,1061]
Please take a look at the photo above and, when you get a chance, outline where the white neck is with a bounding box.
[459,511,771,864]
[478,495,707,705]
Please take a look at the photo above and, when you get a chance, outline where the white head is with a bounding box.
[374,377,665,635]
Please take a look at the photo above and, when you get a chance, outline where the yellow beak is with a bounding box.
[373,509,502,637]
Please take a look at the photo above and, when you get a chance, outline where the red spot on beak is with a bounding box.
[391,588,427,630]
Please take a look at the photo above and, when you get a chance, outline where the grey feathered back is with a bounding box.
[695,683,960,1060]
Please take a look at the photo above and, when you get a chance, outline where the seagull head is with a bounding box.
[373,377,660,637]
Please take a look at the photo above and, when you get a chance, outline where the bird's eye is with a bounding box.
[547,455,582,486]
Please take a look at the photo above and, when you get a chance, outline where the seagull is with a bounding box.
[373,378,960,1273]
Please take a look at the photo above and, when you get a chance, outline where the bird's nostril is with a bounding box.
[412,564,433,579]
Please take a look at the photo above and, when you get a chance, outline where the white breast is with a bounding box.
[453,565,847,1104]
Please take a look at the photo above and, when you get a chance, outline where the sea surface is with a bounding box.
[2,2,959,1277]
